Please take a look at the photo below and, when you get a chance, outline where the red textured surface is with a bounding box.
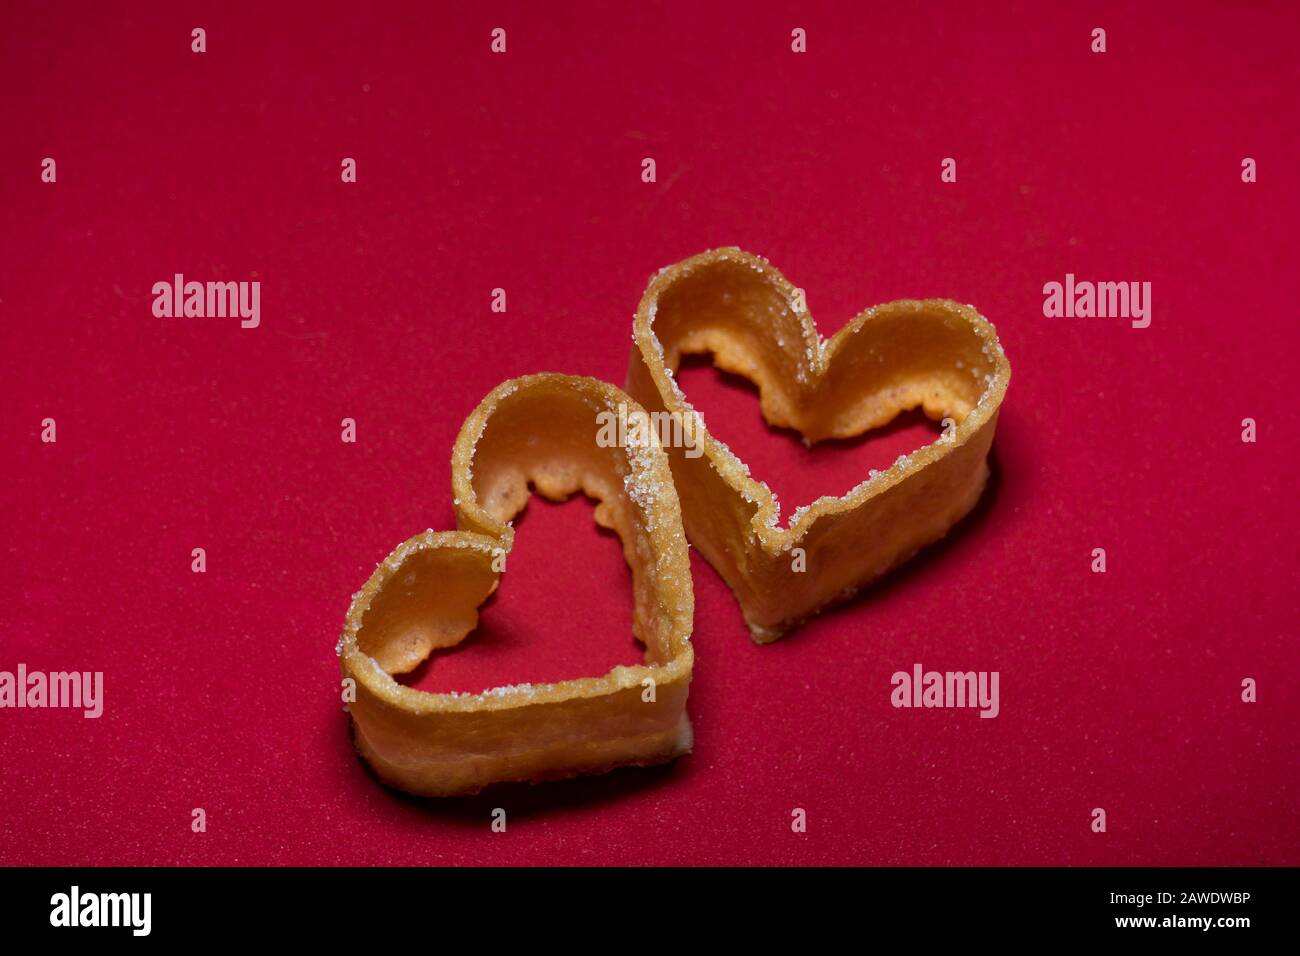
[2,1,1297,866]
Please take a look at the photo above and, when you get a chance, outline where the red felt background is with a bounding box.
[1,1,1297,866]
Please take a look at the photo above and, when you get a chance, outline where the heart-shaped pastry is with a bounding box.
[338,375,694,796]
[626,248,1011,642]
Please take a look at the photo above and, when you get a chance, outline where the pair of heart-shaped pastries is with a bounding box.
[338,248,1011,796]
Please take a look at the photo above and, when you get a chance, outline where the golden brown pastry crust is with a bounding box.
[626,248,1011,642]
[338,375,694,796]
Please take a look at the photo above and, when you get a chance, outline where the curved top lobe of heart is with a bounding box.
[338,374,694,796]
[625,247,1011,642]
